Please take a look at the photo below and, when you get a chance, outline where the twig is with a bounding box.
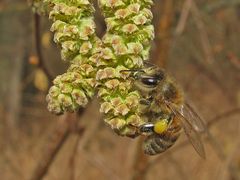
[33,13,53,81]
[68,122,85,180]
[175,0,192,35]
[227,52,240,70]
[167,152,189,180]
[76,115,102,152]
[84,153,121,180]
[152,0,174,68]
[73,115,103,180]
[204,0,240,13]
[29,112,80,180]
[207,108,240,127]
[191,1,215,64]
[125,137,149,180]
[217,116,240,180]
[188,60,234,102]
[72,114,120,179]
[125,138,142,180]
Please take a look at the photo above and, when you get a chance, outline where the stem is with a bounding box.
[29,112,83,180]
[34,13,53,82]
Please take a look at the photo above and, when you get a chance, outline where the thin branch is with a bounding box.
[175,0,192,35]
[33,13,53,81]
[217,118,240,180]
[207,108,240,127]
[68,129,84,180]
[125,137,149,180]
[204,0,240,13]
[84,153,121,180]
[227,52,240,70]
[142,108,240,176]
[72,115,102,180]
[29,112,81,180]
[73,114,120,180]
[191,1,215,64]
[188,60,235,102]
[167,152,189,180]
[152,0,174,68]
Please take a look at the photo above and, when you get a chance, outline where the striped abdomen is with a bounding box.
[143,117,182,155]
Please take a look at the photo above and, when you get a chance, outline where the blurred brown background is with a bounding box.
[0,0,240,180]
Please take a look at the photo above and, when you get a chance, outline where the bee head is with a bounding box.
[131,66,165,97]
[120,63,165,95]
[136,64,165,87]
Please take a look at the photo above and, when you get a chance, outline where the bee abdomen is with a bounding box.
[143,132,181,155]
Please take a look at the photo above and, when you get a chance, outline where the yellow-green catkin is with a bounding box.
[97,0,154,137]
[46,0,102,114]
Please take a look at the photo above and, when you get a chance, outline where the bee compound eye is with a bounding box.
[141,77,158,86]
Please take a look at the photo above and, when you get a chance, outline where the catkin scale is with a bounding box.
[46,0,102,114]
[97,0,155,137]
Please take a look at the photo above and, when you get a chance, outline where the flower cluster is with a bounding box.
[45,0,155,137]
[97,0,154,137]
[45,0,102,114]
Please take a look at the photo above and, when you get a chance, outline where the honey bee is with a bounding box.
[124,63,207,158]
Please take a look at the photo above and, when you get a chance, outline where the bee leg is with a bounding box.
[139,99,151,106]
[168,113,174,121]
[139,99,152,114]
[166,113,174,125]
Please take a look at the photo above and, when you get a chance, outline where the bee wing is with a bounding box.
[165,102,206,159]
[180,102,207,133]
[179,111,206,159]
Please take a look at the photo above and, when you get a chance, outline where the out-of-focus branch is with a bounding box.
[142,108,240,177]
[29,112,82,180]
[175,0,240,36]
[29,0,50,15]
[217,117,240,180]
[207,108,240,127]
[191,1,215,64]
[126,137,149,180]
[33,13,53,81]
[175,0,192,35]
[68,130,84,180]
[188,60,235,102]
[73,114,119,179]
[227,52,240,70]
[152,0,174,68]
[167,152,189,180]
[83,153,121,180]
[72,115,102,179]
[204,0,240,13]
[175,0,215,64]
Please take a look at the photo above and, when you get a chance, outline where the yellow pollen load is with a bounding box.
[154,119,168,134]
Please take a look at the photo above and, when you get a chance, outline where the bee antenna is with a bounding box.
[120,69,144,73]
[143,61,156,67]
